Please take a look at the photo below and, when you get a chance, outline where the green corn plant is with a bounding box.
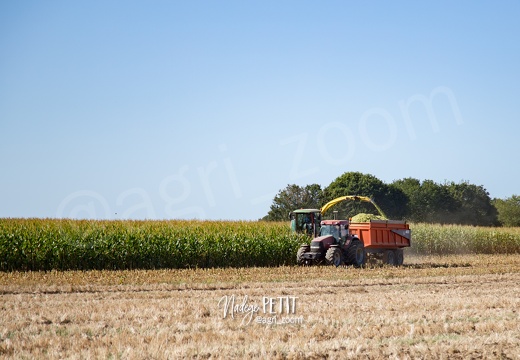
[0,219,305,271]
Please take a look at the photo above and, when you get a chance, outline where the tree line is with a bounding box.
[263,172,520,227]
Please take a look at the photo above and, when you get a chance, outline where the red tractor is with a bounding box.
[296,219,365,267]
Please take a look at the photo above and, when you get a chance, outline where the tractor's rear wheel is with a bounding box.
[325,247,343,267]
[297,245,310,266]
[346,240,365,268]
[383,250,396,266]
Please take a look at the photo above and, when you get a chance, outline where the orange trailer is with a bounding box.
[347,219,411,265]
[349,220,411,249]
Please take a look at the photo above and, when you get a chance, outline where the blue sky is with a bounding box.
[1,1,519,220]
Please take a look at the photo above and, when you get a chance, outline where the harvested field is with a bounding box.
[1,254,520,359]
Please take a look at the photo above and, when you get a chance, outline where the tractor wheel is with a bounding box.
[383,250,396,266]
[395,249,404,266]
[325,247,343,267]
[346,240,365,268]
[297,245,309,266]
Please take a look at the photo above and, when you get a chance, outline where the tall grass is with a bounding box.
[0,219,306,271]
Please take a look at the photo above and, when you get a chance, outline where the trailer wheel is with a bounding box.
[346,240,365,268]
[325,247,343,267]
[383,250,396,266]
[297,245,309,266]
[395,249,404,266]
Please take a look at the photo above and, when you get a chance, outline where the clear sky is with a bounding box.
[1,1,519,220]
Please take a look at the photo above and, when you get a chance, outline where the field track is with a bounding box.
[1,254,520,359]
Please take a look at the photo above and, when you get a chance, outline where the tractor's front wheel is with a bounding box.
[346,240,365,267]
[325,247,343,267]
[297,245,310,266]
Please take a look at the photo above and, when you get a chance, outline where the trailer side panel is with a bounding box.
[349,220,411,249]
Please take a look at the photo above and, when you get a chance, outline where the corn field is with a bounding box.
[0,219,306,271]
[409,223,520,255]
[1,219,520,271]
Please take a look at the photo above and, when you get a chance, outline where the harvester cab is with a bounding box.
[289,209,321,238]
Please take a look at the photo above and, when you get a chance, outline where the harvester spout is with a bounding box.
[320,195,387,218]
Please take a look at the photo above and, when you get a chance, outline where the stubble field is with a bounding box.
[1,254,520,359]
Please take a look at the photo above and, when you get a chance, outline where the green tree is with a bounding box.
[323,172,407,219]
[391,178,422,221]
[493,195,520,227]
[445,181,498,226]
[392,178,458,223]
[262,184,323,221]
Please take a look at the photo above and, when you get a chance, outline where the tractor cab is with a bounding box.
[319,220,350,246]
[290,209,321,238]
